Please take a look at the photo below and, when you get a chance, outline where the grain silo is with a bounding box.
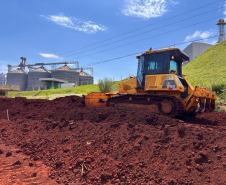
[51,65,79,86]
[7,68,28,91]
[27,67,51,91]
[0,73,5,84]
[79,70,93,85]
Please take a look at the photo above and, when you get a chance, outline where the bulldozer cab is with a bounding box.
[136,48,189,88]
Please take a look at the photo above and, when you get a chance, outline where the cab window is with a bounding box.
[148,56,155,70]
[170,60,177,70]
[147,54,164,71]
[137,56,144,76]
[169,60,178,74]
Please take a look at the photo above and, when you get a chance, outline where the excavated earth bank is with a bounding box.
[0,96,226,184]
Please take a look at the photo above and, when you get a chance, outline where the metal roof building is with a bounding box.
[183,42,213,65]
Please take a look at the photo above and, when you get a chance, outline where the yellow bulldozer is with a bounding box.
[83,48,216,117]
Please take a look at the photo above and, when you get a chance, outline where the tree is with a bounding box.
[98,78,113,92]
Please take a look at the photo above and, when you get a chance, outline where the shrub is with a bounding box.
[211,82,226,95]
[98,78,113,92]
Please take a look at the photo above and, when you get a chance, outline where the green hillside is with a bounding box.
[7,80,122,100]
[183,40,226,89]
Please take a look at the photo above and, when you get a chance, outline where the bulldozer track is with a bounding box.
[106,94,185,117]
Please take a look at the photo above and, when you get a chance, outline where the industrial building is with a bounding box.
[183,42,213,65]
[6,58,94,91]
[39,78,68,89]
[27,67,51,91]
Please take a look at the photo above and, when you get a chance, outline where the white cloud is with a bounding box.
[122,0,178,19]
[40,14,107,34]
[208,40,217,45]
[184,30,216,42]
[39,53,63,59]
[201,39,218,45]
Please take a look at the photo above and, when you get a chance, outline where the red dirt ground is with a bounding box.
[0,141,56,185]
[0,96,226,184]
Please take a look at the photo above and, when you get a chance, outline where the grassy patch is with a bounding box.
[8,84,100,99]
[7,81,123,99]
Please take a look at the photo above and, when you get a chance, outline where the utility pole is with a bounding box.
[216,19,226,43]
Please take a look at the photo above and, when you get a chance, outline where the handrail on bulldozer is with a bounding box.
[182,74,190,80]
[118,75,135,87]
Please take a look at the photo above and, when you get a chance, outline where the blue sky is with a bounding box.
[0,0,226,83]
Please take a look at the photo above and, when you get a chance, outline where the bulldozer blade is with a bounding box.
[83,92,110,107]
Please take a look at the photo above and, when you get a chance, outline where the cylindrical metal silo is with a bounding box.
[51,65,79,85]
[7,68,28,91]
[27,67,51,91]
[0,73,5,84]
[79,70,93,86]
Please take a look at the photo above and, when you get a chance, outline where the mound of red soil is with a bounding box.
[0,96,226,184]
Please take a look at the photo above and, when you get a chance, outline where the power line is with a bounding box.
[43,7,223,63]
[59,16,221,63]
[83,35,219,67]
[35,0,223,63]
[51,9,224,62]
